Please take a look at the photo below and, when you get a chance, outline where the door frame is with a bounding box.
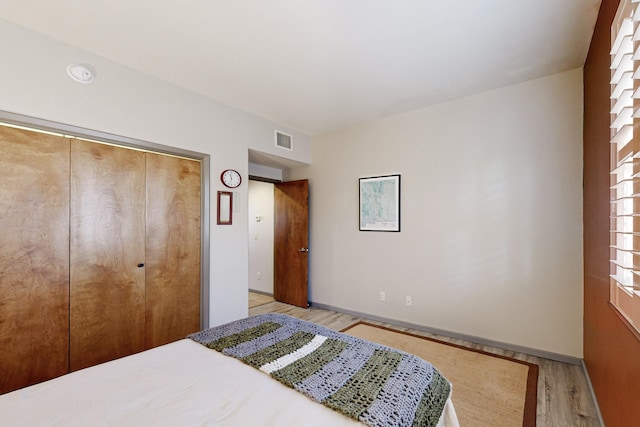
[247,176,309,308]
[0,110,211,330]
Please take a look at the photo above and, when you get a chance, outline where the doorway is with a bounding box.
[247,150,310,309]
[248,179,275,299]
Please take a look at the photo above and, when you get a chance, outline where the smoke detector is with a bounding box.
[67,64,96,84]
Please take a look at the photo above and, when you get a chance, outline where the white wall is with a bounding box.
[0,19,311,326]
[248,180,275,294]
[291,69,584,358]
[248,163,283,181]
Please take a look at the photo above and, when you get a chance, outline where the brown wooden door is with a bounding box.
[274,179,309,307]
[70,140,146,371]
[145,153,201,348]
[0,126,70,394]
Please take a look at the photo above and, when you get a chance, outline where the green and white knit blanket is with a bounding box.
[189,314,451,427]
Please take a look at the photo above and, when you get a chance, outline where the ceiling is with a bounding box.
[0,0,601,136]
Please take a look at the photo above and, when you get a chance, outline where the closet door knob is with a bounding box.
[137,263,145,268]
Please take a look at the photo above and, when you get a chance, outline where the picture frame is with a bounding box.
[359,174,401,232]
[217,191,233,225]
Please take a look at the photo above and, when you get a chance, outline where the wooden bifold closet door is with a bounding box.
[70,140,201,370]
[0,125,201,392]
[70,140,147,370]
[0,127,70,394]
[145,151,201,349]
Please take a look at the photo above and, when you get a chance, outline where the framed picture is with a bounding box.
[359,174,401,232]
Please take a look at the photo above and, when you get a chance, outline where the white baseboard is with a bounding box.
[249,289,273,297]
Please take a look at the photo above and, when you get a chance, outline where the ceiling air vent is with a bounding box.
[275,130,293,151]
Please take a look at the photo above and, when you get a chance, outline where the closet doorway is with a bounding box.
[0,112,210,393]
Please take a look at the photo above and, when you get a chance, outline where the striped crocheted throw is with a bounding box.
[189,314,451,427]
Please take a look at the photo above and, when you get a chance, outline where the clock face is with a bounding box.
[221,169,242,188]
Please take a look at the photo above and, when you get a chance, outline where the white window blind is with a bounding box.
[610,0,640,334]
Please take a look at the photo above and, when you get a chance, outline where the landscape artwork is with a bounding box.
[359,174,400,232]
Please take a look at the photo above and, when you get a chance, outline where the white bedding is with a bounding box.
[0,339,459,426]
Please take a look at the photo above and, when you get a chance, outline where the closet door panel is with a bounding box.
[70,140,146,371]
[145,153,201,348]
[0,127,70,394]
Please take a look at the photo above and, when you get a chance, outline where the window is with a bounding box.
[610,0,640,334]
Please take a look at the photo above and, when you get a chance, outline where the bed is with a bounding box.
[0,314,459,427]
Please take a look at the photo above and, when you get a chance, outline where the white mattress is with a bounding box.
[0,339,459,426]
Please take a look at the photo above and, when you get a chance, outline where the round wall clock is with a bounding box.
[221,169,242,188]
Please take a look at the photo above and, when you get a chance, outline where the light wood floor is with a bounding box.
[248,291,274,308]
[249,300,601,427]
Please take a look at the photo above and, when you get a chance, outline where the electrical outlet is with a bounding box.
[405,296,412,306]
[380,291,386,302]
[257,272,261,280]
